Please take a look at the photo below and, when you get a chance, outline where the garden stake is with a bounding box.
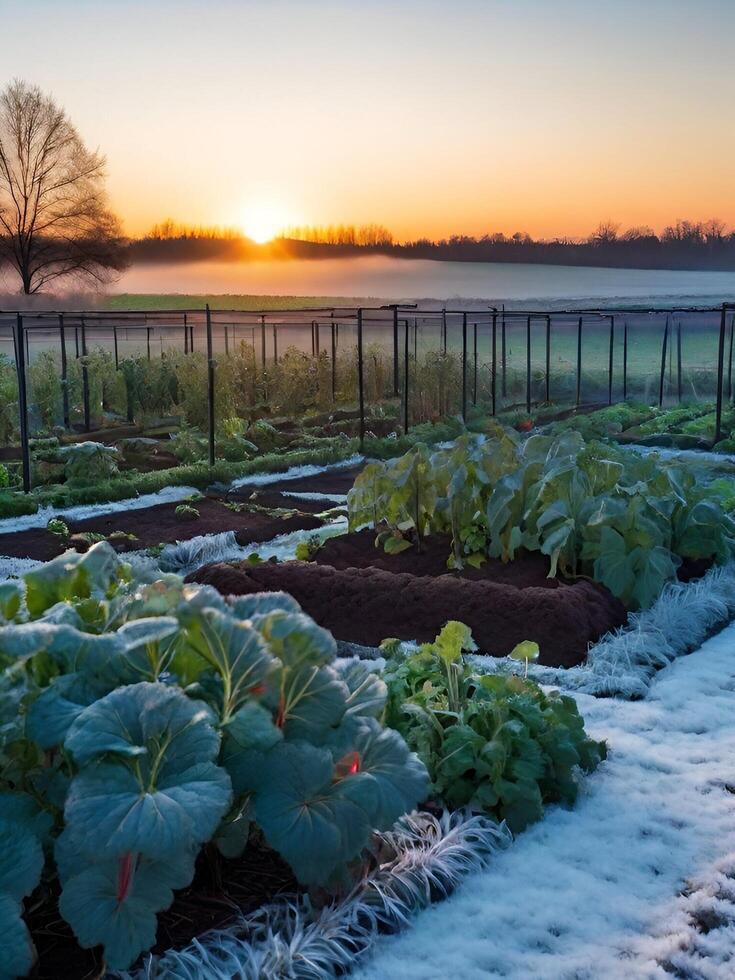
[608,315,614,405]
[206,305,216,466]
[501,306,507,398]
[576,315,582,405]
[81,314,91,431]
[677,321,682,403]
[393,306,399,396]
[14,313,31,493]
[623,320,628,400]
[715,304,728,444]
[404,317,410,434]
[59,313,70,428]
[491,310,497,416]
[545,314,551,403]
[461,312,467,421]
[658,316,669,407]
[331,320,337,400]
[357,308,365,450]
[526,315,531,414]
[473,321,478,405]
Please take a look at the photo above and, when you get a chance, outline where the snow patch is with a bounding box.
[152,518,349,577]
[471,561,735,699]
[0,485,199,535]
[352,623,735,979]
[229,455,363,489]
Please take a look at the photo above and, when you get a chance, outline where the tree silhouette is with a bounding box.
[0,80,126,294]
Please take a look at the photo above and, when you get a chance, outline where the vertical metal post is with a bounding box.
[190,321,194,352]
[184,313,189,354]
[501,306,507,398]
[403,317,410,434]
[413,318,417,361]
[526,315,531,414]
[273,323,278,364]
[545,314,551,403]
[677,321,683,403]
[260,315,266,368]
[658,316,669,408]
[623,320,628,401]
[576,316,582,406]
[80,315,90,431]
[715,305,727,444]
[311,320,316,357]
[357,308,365,450]
[59,313,70,428]
[473,321,478,405]
[728,313,734,400]
[206,305,216,466]
[315,321,320,356]
[392,306,399,396]
[608,315,615,405]
[461,312,467,421]
[146,325,151,361]
[74,325,80,358]
[15,314,31,493]
[441,307,447,354]
[113,324,119,369]
[491,311,497,416]
[331,321,337,401]
[224,322,229,356]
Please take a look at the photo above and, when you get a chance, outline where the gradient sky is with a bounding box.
[3,0,734,241]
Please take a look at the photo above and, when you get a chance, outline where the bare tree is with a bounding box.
[0,79,127,294]
[589,220,620,246]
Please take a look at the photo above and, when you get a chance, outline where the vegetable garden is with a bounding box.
[1,302,735,977]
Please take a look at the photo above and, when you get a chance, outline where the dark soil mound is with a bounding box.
[314,529,559,587]
[189,559,626,668]
[0,498,323,562]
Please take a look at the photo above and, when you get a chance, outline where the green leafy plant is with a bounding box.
[384,622,606,833]
[0,546,428,972]
[174,503,200,521]
[295,533,324,561]
[46,518,70,540]
[58,442,120,487]
[348,428,735,608]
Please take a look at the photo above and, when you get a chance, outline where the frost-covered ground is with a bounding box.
[353,624,735,980]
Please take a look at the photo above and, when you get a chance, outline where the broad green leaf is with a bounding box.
[0,892,37,980]
[332,717,430,828]
[59,849,196,970]
[64,760,231,859]
[229,591,301,619]
[253,741,371,885]
[336,661,387,720]
[280,665,350,743]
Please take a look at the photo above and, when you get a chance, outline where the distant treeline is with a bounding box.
[128,218,735,271]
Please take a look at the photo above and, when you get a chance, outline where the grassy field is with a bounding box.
[102,293,374,311]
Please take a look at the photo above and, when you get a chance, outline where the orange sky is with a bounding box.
[5,0,735,242]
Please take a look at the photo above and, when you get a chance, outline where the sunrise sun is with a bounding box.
[240,203,289,244]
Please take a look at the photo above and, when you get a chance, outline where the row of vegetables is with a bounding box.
[0,543,604,976]
[348,424,735,609]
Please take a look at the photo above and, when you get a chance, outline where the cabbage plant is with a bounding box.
[0,543,428,973]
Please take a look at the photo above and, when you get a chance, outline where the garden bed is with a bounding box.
[0,496,324,561]
[189,547,626,667]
